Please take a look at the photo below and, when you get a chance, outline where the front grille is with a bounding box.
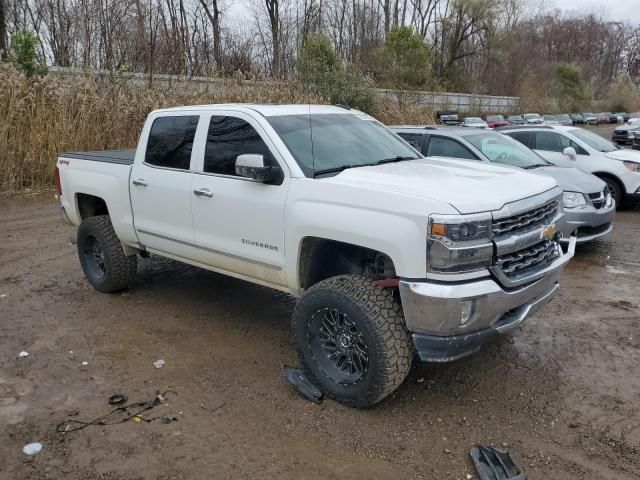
[496,240,559,276]
[588,189,607,209]
[492,200,558,236]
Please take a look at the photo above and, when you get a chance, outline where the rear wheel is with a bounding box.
[77,215,137,292]
[292,275,413,407]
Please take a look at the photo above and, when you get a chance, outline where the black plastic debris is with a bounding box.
[470,445,525,480]
[108,394,128,406]
[281,365,324,404]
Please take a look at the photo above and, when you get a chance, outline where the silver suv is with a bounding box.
[391,126,615,243]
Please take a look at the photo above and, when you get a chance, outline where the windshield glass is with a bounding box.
[266,113,419,177]
[508,115,523,121]
[524,113,541,120]
[557,114,571,120]
[465,117,483,123]
[462,131,550,168]
[487,115,504,121]
[568,128,618,152]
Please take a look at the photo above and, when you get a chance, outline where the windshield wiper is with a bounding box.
[522,164,549,169]
[376,155,419,165]
[313,164,374,177]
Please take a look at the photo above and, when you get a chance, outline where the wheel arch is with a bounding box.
[76,193,110,219]
[297,237,397,293]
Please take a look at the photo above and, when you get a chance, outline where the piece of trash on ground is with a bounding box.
[81,361,88,366]
[470,445,524,480]
[108,394,128,406]
[281,364,324,404]
[18,351,29,358]
[153,359,165,369]
[0,294,7,298]
[22,443,42,455]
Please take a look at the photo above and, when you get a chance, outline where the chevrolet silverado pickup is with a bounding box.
[56,104,575,407]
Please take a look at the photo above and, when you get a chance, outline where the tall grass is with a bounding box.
[0,65,434,192]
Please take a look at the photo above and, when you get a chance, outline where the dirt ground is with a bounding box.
[1,127,639,479]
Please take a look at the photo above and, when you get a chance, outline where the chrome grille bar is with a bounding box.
[492,200,558,236]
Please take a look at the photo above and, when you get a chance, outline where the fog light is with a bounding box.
[460,300,474,325]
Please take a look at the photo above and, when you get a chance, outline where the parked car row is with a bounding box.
[452,111,640,128]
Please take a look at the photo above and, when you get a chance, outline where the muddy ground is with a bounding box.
[1,126,639,480]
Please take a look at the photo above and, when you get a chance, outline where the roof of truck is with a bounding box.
[152,104,363,117]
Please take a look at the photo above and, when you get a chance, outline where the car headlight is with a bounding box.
[623,161,640,173]
[428,214,493,275]
[563,191,587,208]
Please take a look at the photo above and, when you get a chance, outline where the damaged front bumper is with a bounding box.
[399,237,576,362]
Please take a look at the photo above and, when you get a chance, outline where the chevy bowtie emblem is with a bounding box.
[541,224,556,241]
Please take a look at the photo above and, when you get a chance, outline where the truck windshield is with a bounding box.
[463,131,550,169]
[266,113,419,177]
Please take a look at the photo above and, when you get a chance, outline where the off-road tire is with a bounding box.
[77,215,137,293]
[292,275,413,407]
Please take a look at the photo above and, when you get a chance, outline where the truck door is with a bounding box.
[130,114,201,260]
[190,112,289,288]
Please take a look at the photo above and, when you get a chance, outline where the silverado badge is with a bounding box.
[541,224,556,241]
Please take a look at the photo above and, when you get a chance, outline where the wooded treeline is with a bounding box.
[1,0,639,97]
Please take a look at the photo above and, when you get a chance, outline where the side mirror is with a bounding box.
[562,147,577,161]
[235,154,281,183]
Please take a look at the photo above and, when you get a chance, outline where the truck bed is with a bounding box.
[61,149,135,165]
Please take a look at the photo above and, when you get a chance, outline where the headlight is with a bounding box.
[428,214,493,275]
[623,161,640,173]
[562,191,587,208]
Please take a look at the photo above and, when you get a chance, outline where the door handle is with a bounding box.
[193,188,213,198]
[132,178,148,187]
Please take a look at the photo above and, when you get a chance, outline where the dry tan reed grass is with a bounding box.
[0,65,434,192]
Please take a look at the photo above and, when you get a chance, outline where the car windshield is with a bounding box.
[465,117,483,123]
[628,118,640,126]
[557,114,571,120]
[266,113,419,177]
[568,128,618,152]
[543,115,555,120]
[524,114,541,120]
[463,131,550,168]
[508,115,523,120]
[487,115,504,121]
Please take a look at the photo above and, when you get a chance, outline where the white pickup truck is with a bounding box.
[56,104,575,407]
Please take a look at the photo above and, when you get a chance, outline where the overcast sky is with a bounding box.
[553,0,640,24]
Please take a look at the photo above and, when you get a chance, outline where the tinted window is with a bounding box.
[145,116,199,169]
[397,133,425,151]
[507,131,533,148]
[534,131,586,154]
[534,132,565,152]
[426,136,478,160]
[204,116,274,176]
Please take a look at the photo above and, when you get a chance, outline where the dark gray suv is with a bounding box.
[391,126,615,243]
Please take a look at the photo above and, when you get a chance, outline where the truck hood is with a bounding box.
[529,166,605,194]
[603,149,640,162]
[320,157,558,214]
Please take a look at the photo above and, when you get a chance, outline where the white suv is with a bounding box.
[498,125,640,207]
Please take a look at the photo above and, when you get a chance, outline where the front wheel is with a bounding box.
[600,177,624,208]
[292,275,413,407]
[77,215,137,293]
